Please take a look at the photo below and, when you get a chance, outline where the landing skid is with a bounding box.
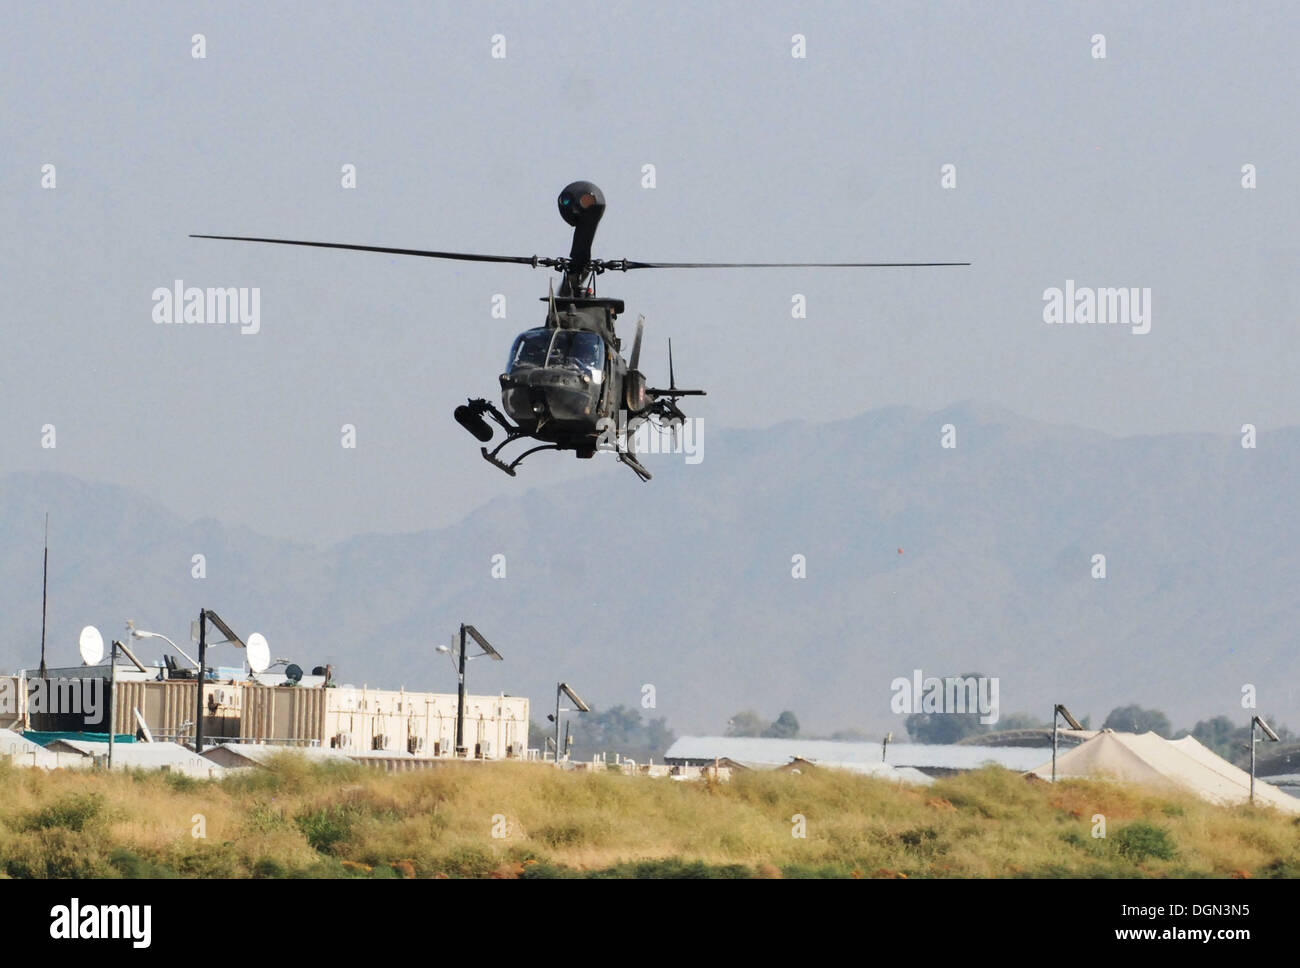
[459,396,652,481]
[482,440,561,477]
[618,451,652,481]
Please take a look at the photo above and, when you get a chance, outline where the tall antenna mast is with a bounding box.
[39,513,49,678]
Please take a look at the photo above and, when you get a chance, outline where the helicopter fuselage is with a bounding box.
[498,298,628,456]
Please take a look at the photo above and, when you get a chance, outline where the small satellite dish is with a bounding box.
[285,663,303,683]
[245,632,270,673]
[78,625,104,665]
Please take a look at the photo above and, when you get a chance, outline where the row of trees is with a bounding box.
[725,710,800,738]
[529,705,676,762]
[526,701,1292,768]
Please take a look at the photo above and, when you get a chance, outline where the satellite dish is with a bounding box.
[245,632,270,673]
[285,663,303,683]
[78,625,104,665]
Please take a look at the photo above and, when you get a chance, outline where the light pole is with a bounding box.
[436,624,501,757]
[1051,703,1084,782]
[193,609,268,754]
[550,682,590,765]
[1250,715,1280,803]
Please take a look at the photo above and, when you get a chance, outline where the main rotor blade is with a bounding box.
[629,316,644,371]
[190,235,553,267]
[608,259,969,269]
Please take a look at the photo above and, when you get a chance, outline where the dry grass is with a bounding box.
[0,757,1297,878]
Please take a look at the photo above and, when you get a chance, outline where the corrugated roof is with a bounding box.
[44,740,222,777]
[200,744,352,765]
[663,736,1045,772]
[0,729,60,767]
[720,754,933,784]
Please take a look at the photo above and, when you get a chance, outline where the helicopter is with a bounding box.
[193,181,967,480]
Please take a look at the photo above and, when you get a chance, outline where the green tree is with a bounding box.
[1179,714,1293,765]
[528,720,551,754]
[902,671,996,743]
[1184,715,1236,759]
[1103,704,1171,738]
[762,711,800,739]
[995,712,1048,731]
[905,711,989,744]
[726,711,766,737]
[568,705,676,762]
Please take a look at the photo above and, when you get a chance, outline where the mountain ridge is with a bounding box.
[1,403,1295,738]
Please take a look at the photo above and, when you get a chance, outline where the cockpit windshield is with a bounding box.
[506,329,551,372]
[506,328,605,376]
[548,331,604,371]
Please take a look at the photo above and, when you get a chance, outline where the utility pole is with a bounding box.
[554,683,562,764]
[107,640,118,768]
[39,514,49,679]
[455,624,467,757]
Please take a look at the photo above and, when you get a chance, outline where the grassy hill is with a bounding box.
[2,756,1297,878]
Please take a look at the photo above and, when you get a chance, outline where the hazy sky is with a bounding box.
[4,1,1297,544]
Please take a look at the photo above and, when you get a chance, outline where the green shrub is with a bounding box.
[1114,821,1177,862]
[20,794,103,833]
[109,847,176,879]
[295,805,357,853]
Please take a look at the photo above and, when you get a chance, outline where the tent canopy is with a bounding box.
[1030,730,1300,814]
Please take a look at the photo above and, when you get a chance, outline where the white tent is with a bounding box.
[1029,730,1300,814]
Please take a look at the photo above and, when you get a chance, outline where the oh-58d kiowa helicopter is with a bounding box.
[193,181,967,480]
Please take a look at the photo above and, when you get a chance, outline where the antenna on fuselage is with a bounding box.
[547,277,559,327]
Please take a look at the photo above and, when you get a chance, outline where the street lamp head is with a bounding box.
[1254,716,1281,742]
[1055,703,1084,730]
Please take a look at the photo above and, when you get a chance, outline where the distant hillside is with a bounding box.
[2,403,1297,736]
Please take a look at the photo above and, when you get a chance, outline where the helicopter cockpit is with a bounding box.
[506,328,605,382]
